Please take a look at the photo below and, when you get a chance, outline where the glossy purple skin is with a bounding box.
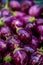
[1,9,11,17]
[11,19,23,31]
[21,1,33,12]
[23,16,30,24]
[29,52,43,65]
[36,19,43,25]
[0,40,7,53]
[9,1,20,10]
[3,62,12,65]
[24,45,35,55]
[29,5,41,17]
[0,26,11,38]
[37,25,43,35]
[17,29,32,44]
[12,49,28,65]
[25,22,36,30]
[3,15,16,26]
[7,37,21,51]
[29,36,39,50]
[24,28,32,37]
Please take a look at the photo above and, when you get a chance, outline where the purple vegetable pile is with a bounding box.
[0,0,43,65]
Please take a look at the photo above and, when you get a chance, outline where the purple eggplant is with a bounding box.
[24,45,35,57]
[12,48,28,65]
[0,26,11,39]
[29,49,43,65]
[1,9,11,17]
[9,1,20,10]
[29,36,39,50]
[21,1,34,13]
[36,18,43,25]
[10,19,23,31]
[16,28,32,44]
[29,5,41,17]
[25,22,36,30]
[1,0,11,17]
[7,36,21,51]
[3,15,16,26]
[0,40,7,53]
[37,25,43,35]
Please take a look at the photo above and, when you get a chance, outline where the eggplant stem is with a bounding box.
[37,47,43,54]
[4,0,8,9]
[16,27,22,33]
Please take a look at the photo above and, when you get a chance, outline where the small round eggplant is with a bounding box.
[7,36,21,51]
[3,15,15,26]
[29,50,43,65]
[1,9,11,17]
[16,28,32,44]
[29,5,41,17]
[29,36,39,50]
[25,22,36,30]
[24,45,35,57]
[3,16,14,26]
[37,25,43,35]
[10,19,23,31]
[0,26,11,39]
[12,48,28,65]
[21,1,33,13]
[36,18,43,25]
[9,1,20,10]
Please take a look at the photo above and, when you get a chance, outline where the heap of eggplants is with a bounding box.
[0,0,43,65]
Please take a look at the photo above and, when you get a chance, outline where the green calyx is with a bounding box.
[28,17,36,22]
[0,19,5,27]
[37,47,43,54]
[13,48,23,54]
[3,55,12,62]
[4,0,8,9]
[11,11,17,16]
[16,27,22,33]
